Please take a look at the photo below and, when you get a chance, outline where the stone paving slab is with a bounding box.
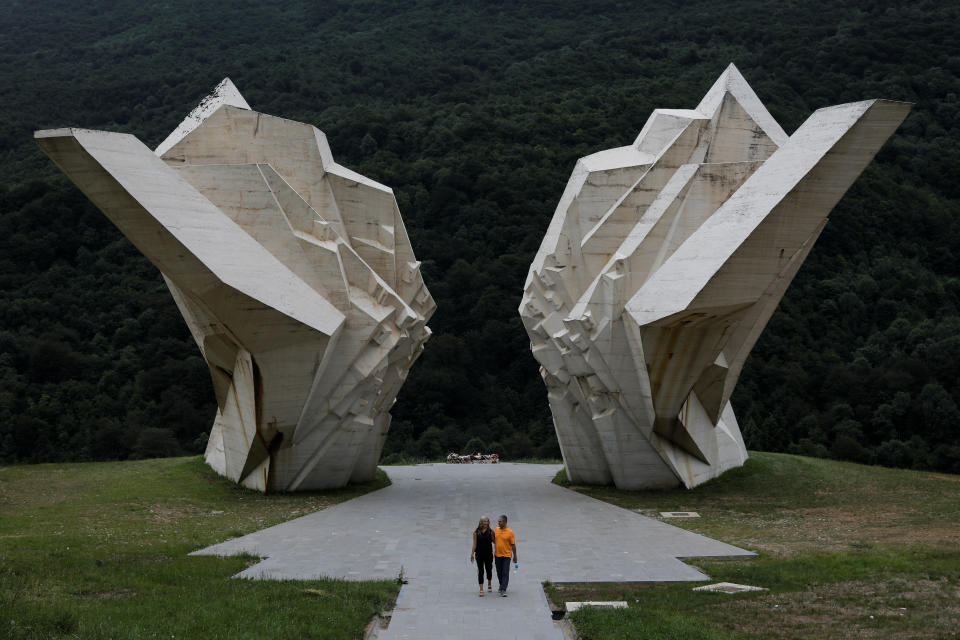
[193,463,754,639]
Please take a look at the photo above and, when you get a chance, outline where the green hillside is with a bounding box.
[0,0,958,470]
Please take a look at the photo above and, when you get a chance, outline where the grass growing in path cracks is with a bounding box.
[0,456,399,639]
[549,452,960,639]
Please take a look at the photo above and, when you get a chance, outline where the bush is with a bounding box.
[876,439,913,468]
[462,436,487,454]
[789,438,830,459]
[831,434,872,464]
[131,427,182,459]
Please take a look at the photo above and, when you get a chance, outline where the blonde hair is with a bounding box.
[475,515,490,534]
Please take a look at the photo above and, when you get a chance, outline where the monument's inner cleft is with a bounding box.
[36,79,435,492]
[520,64,911,489]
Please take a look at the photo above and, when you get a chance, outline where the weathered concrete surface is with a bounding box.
[194,463,754,639]
[35,79,434,492]
[520,63,911,490]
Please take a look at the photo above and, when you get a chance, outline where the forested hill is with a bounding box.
[1,0,958,472]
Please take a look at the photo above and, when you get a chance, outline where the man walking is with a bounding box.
[493,514,518,597]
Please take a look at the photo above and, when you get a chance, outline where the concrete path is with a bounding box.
[193,463,754,639]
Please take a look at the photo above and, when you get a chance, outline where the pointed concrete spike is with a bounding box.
[695,63,789,146]
[155,78,251,156]
[627,99,912,327]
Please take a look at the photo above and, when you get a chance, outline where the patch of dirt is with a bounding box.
[77,588,138,599]
[931,475,960,482]
[147,504,205,522]
[708,578,960,639]
[702,505,960,556]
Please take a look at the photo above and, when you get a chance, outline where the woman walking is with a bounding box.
[470,516,494,596]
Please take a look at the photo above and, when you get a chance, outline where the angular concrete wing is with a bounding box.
[36,79,435,491]
[521,64,911,489]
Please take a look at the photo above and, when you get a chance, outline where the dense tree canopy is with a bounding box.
[1,0,958,473]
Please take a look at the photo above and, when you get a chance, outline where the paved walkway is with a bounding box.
[193,463,754,639]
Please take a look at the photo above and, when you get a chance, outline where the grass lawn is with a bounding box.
[547,452,960,640]
[0,456,399,639]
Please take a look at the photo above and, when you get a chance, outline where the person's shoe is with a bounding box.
[479,590,484,597]
[501,591,507,597]
[487,584,492,592]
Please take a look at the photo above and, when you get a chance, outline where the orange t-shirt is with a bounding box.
[494,526,515,557]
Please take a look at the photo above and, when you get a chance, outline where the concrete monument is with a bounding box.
[520,64,910,489]
[36,79,435,491]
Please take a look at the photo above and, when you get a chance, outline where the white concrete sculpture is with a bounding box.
[520,64,910,489]
[36,79,435,491]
